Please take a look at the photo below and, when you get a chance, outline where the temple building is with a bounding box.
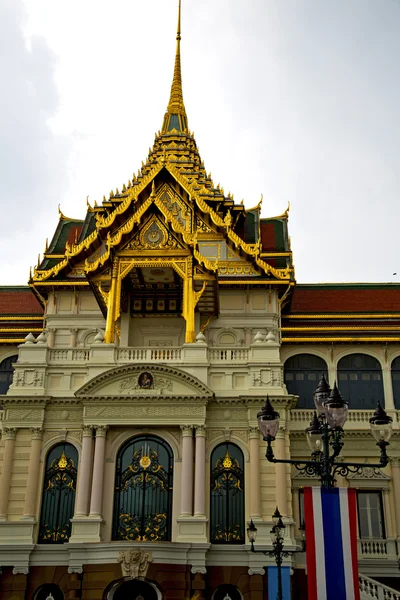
[1,3,400,599]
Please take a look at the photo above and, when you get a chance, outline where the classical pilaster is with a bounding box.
[89,426,108,518]
[382,366,395,411]
[390,459,400,538]
[275,429,289,517]
[194,425,206,516]
[69,328,78,348]
[22,428,43,519]
[46,328,55,348]
[249,426,262,519]
[74,426,94,517]
[180,425,194,515]
[0,428,17,520]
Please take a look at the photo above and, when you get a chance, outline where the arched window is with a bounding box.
[391,357,400,409]
[210,443,245,544]
[33,584,64,600]
[38,443,78,544]
[337,353,384,409]
[0,355,18,395]
[113,435,173,542]
[284,354,328,408]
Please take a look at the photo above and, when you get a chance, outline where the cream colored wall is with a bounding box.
[127,316,186,347]
[45,290,105,348]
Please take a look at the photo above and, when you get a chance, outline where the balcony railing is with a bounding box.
[47,346,251,365]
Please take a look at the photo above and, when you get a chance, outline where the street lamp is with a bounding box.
[257,377,393,488]
[247,507,305,600]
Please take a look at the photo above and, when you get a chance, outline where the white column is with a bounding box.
[89,426,108,517]
[75,426,94,517]
[275,429,289,517]
[249,427,262,518]
[194,425,206,516]
[0,428,17,519]
[180,425,194,516]
[22,428,43,518]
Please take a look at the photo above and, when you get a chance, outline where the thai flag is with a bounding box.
[304,487,360,600]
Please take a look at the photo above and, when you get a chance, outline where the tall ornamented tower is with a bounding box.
[0,2,313,599]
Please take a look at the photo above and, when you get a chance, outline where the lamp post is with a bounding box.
[257,376,392,488]
[247,507,305,600]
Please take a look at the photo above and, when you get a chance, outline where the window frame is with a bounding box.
[356,490,386,540]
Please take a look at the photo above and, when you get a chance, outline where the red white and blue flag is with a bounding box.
[304,487,360,600]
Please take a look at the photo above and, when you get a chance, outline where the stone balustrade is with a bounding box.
[359,573,400,599]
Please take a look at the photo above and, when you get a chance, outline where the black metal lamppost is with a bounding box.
[256,375,393,488]
[247,507,305,600]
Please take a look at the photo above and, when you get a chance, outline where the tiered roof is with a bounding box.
[29,0,294,298]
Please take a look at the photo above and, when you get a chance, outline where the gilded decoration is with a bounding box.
[126,215,181,251]
[157,183,191,231]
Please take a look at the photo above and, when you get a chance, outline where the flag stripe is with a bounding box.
[313,487,328,600]
[322,489,346,599]
[304,486,360,600]
[339,488,355,600]
[348,489,361,600]
[304,487,318,600]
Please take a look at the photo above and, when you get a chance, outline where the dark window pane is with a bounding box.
[284,354,329,409]
[210,443,245,544]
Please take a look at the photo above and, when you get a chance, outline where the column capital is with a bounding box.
[194,425,206,437]
[69,327,78,334]
[248,426,260,439]
[30,427,43,440]
[276,427,286,440]
[94,425,109,438]
[12,566,29,575]
[180,425,193,437]
[390,457,400,468]
[4,428,17,441]
[82,425,94,437]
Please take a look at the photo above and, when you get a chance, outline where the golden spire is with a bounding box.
[162,0,188,134]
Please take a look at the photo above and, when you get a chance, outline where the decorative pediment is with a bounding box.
[75,364,213,399]
[124,214,185,251]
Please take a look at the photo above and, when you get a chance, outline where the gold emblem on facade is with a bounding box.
[57,452,68,470]
[222,450,233,469]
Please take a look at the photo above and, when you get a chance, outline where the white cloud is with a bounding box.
[3,0,400,283]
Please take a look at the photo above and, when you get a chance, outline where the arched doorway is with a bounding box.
[106,578,161,600]
[113,435,174,541]
[33,584,64,600]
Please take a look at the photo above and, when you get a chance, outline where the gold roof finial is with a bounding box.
[161,0,188,134]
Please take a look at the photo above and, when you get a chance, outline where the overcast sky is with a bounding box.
[1,0,399,284]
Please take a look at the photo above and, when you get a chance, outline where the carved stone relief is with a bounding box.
[118,548,153,579]
[119,374,173,395]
